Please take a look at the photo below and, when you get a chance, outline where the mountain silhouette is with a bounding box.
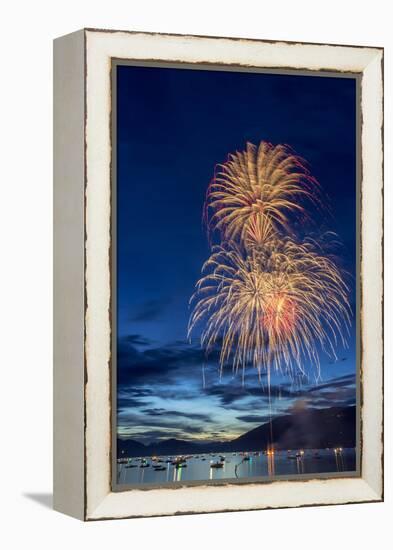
[117,405,356,458]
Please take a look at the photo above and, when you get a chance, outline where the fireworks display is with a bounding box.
[205,141,321,246]
[189,141,351,384]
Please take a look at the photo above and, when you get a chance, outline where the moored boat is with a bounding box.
[210,462,224,469]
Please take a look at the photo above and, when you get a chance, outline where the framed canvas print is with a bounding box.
[53,29,383,520]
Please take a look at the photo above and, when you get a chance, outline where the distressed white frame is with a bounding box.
[54,29,383,521]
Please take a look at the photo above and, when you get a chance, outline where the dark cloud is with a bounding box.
[120,429,184,442]
[117,336,211,388]
[311,396,356,408]
[118,410,205,432]
[141,408,211,422]
[122,334,154,346]
[117,387,155,409]
[116,335,356,443]
[236,414,272,424]
[126,388,154,397]
[128,299,170,322]
[204,377,271,407]
[117,396,148,409]
[205,373,357,416]
[209,430,226,436]
[306,373,355,393]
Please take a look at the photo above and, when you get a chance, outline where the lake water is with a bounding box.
[117,448,356,486]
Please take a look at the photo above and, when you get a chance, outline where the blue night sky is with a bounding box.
[116,64,357,444]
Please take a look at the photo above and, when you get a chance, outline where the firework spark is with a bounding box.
[205,141,321,246]
[188,239,351,382]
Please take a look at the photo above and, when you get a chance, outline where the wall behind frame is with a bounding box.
[53,29,85,520]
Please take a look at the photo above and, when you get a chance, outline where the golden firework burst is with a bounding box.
[191,140,351,387]
[188,239,351,381]
[205,141,321,246]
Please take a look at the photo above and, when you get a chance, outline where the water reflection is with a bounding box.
[334,447,346,471]
[296,456,305,474]
[173,464,183,482]
[267,448,275,476]
[117,448,356,485]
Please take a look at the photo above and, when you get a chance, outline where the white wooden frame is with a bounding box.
[53,28,383,521]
